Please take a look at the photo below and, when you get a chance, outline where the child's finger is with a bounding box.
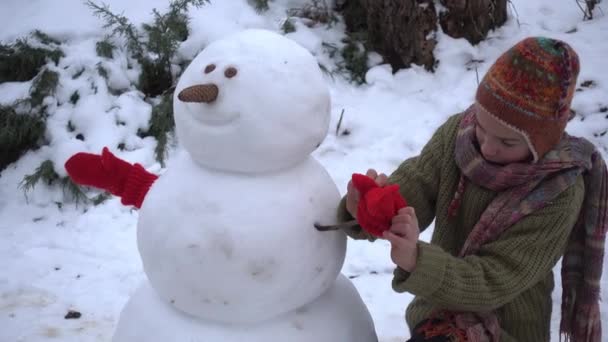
[347,180,359,201]
[392,212,412,225]
[366,168,378,179]
[402,221,419,240]
[397,206,415,216]
[389,223,409,237]
[375,173,388,186]
[383,231,406,246]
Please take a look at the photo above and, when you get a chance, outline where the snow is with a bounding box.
[0,0,607,341]
[137,151,346,323]
[173,29,330,172]
[134,29,376,336]
[113,275,376,342]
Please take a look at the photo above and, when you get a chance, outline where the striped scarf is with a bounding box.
[448,107,607,342]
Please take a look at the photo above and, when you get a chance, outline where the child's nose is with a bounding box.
[481,141,498,157]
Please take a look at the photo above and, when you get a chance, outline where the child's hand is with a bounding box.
[346,169,388,218]
[383,207,419,272]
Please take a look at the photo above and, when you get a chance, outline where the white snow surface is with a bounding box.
[0,0,607,341]
[112,274,377,342]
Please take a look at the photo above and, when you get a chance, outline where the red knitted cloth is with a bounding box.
[351,173,407,237]
[65,147,158,208]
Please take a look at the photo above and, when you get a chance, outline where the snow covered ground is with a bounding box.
[0,0,607,341]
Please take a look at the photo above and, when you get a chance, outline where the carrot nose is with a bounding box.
[178,84,219,103]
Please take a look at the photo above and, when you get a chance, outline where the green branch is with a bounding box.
[85,0,144,60]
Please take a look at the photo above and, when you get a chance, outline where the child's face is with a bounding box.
[475,110,532,165]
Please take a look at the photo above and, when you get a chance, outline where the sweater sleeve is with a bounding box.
[392,176,585,311]
[388,114,460,230]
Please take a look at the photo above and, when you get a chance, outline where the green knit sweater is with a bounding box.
[338,114,585,341]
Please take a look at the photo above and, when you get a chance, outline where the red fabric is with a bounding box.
[65,147,158,208]
[351,173,407,237]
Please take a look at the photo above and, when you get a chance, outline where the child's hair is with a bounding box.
[475,37,580,162]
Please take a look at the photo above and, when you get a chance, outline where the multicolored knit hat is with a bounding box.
[476,37,580,162]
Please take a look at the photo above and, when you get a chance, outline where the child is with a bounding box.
[337,37,607,342]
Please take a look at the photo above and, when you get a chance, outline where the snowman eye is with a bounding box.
[224,67,238,78]
[204,64,216,74]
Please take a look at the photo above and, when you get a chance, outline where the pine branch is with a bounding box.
[145,0,209,63]
[0,105,46,171]
[29,69,59,109]
[0,36,63,83]
[32,30,61,45]
[169,0,210,13]
[60,177,90,204]
[20,160,58,192]
[148,92,175,166]
[143,11,181,66]
[282,18,296,33]
[339,36,369,84]
[19,159,95,205]
[96,36,115,58]
[86,0,210,97]
[251,0,271,12]
[85,0,144,60]
[96,63,109,80]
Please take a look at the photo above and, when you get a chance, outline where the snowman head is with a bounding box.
[173,29,330,173]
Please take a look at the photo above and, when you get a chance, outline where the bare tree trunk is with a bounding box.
[339,0,508,72]
[341,0,437,71]
[439,0,508,45]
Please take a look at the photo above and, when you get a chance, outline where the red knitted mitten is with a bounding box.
[351,173,407,237]
[65,147,158,208]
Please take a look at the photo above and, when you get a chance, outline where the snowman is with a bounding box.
[65,29,377,341]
